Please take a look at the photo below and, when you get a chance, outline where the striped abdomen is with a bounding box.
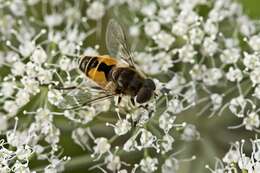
[79,55,117,88]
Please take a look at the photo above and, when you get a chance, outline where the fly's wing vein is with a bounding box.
[106,19,135,67]
[58,89,114,110]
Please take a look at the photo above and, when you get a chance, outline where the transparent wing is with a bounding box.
[106,19,135,67]
[58,88,114,110]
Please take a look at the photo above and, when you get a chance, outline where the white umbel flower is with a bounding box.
[31,47,48,65]
[243,112,260,131]
[141,3,157,17]
[226,67,243,82]
[86,1,105,20]
[44,13,63,27]
[220,48,240,64]
[11,61,25,76]
[243,52,260,70]
[114,119,131,136]
[249,35,260,51]
[154,31,175,50]
[250,67,260,86]
[144,20,161,37]
[140,157,158,173]
[93,137,111,156]
[202,68,222,86]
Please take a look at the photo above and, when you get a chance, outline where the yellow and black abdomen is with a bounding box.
[79,55,117,88]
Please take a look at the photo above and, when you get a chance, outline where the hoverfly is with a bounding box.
[57,19,156,110]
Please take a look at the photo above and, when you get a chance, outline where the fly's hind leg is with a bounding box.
[115,95,122,106]
[130,97,135,107]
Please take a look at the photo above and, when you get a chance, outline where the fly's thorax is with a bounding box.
[112,67,144,96]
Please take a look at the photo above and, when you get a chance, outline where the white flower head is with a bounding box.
[202,68,222,86]
[249,35,260,51]
[144,20,161,37]
[157,0,173,7]
[86,1,105,20]
[113,119,131,136]
[11,61,25,76]
[158,7,175,24]
[139,129,157,149]
[15,89,30,107]
[190,64,207,81]
[188,27,205,45]
[229,96,247,117]
[226,67,243,82]
[129,25,140,37]
[105,154,122,171]
[140,157,158,173]
[220,48,240,64]
[123,138,136,152]
[9,0,26,16]
[223,149,240,163]
[237,15,256,36]
[3,100,19,117]
[176,44,197,63]
[1,82,15,98]
[48,89,63,106]
[141,2,157,17]
[161,134,175,153]
[5,51,19,64]
[204,20,218,36]
[19,41,36,57]
[93,137,111,156]
[159,113,176,132]
[171,22,188,36]
[167,98,184,114]
[202,37,218,56]
[243,112,260,131]
[210,93,223,111]
[16,145,33,160]
[181,124,200,141]
[165,74,186,94]
[44,13,63,27]
[59,57,75,71]
[71,128,90,151]
[21,76,40,94]
[154,31,175,50]
[162,157,179,173]
[31,47,48,65]
[243,52,260,70]
[84,47,99,56]
[250,67,260,86]
[238,155,251,170]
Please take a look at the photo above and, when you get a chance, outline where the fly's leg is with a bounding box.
[130,97,135,107]
[115,96,122,106]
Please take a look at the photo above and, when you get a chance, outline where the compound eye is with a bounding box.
[143,79,156,90]
[136,87,153,104]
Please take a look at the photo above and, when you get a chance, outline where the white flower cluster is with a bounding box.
[127,0,260,133]
[0,0,260,172]
[0,118,69,173]
[207,139,260,173]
